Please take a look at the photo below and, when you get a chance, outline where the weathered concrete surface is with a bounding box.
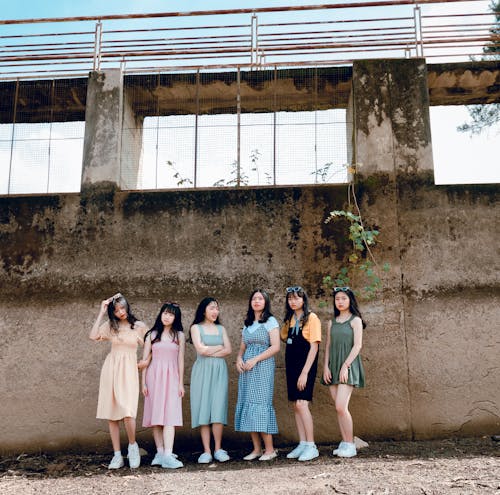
[427,60,500,106]
[0,180,499,453]
[1,60,499,124]
[351,58,434,176]
[81,70,123,187]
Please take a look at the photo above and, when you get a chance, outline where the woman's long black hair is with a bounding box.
[188,297,220,343]
[334,289,367,329]
[107,294,137,334]
[283,286,310,326]
[244,289,273,327]
[145,302,184,344]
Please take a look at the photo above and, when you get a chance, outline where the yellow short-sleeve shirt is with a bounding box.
[280,312,321,343]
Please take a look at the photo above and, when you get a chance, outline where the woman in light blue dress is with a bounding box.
[189,297,232,464]
[235,289,280,461]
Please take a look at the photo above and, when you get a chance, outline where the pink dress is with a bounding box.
[142,333,183,427]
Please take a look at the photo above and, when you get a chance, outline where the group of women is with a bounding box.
[89,286,366,470]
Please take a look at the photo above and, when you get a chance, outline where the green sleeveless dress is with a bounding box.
[323,315,365,388]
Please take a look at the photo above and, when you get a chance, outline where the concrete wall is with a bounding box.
[0,179,498,453]
[0,58,499,454]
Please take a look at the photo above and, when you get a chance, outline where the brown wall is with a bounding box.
[1,177,498,453]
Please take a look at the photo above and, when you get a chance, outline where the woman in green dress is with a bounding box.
[322,287,365,458]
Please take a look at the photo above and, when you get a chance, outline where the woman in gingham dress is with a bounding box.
[235,289,280,461]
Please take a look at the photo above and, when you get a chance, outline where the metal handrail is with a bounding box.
[0,0,496,80]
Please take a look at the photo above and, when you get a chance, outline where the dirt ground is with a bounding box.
[1,437,498,495]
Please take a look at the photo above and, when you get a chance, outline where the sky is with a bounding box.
[0,0,498,191]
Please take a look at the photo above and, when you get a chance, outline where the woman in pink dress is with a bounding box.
[140,302,185,469]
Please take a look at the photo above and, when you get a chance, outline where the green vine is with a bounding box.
[320,164,389,304]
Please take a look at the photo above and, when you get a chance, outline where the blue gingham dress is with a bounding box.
[234,317,279,434]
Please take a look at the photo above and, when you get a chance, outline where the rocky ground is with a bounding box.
[1,437,498,494]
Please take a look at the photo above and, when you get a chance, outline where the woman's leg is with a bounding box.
[333,384,354,442]
[260,433,274,454]
[292,401,307,441]
[200,425,211,453]
[152,426,164,452]
[123,417,136,444]
[108,420,121,452]
[212,423,224,452]
[295,400,314,442]
[250,432,262,453]
[163,426,175,454]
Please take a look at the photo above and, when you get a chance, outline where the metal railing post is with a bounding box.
[93,21,102,70]
[194,69,200,188]
[250,13,257,68]
[236,66,241,186]
[413,4,424,57]
[7,79,19,195]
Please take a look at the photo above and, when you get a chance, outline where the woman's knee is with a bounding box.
[294,400,310,412]
[335,402,349,416]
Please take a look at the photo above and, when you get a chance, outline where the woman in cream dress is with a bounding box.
[89,293,147,469]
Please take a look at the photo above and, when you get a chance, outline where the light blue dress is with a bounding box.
[190,324,228,427]
[234,316,279,434]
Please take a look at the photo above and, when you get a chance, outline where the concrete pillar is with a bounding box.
[82,69,123,187]
[81,69,143,189]
[350,58,434,176]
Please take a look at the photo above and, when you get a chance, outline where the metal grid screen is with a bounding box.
[0,79,86,195]
[125,66,350,190]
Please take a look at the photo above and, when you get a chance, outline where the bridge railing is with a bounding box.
[0,0,496,80]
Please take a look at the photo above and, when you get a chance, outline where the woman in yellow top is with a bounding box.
[280,286,321,462]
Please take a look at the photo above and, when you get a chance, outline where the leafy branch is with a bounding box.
[166,160,193,186]
[320,163,389,303]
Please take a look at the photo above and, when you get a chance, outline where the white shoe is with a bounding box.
[333,441,347,456]
[214,449,230,462]
[337,442,357,458]
[151,452,163,466]
[259,451,278,461]
[108,453,124,469]
[127,442,141,468]
[161,453,184,469]
[243,451,262,461]
[298,445,319,462]
[286,443,306,459]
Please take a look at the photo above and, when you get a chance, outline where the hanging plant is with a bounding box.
[320,164,390,303]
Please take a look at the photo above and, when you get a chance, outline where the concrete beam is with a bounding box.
[427,60,500,106]
[0,61,499,125]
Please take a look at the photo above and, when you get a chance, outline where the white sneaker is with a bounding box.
[214,449,230,462]
[127,442,141,468]
[108,453,124,469]
[333,441,347,456]
[298,444,319,462]
[161,453,184,469]
[151,452,163,466]
[337,442,357,458]
[286,443,306,459]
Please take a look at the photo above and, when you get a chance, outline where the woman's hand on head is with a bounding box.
[100,299,110,314]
